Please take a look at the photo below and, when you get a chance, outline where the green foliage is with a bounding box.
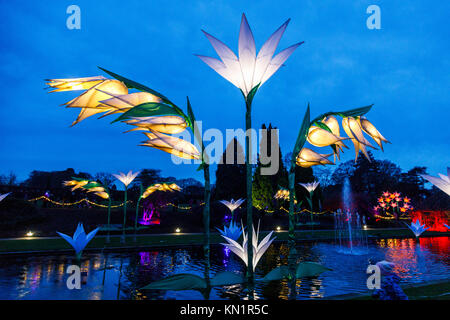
[310,104,373,124]
[98,67,171,103]
[253,124,288,211]
[98,67,188,124]
[112,102,181,123]
[244,83,260,106]
[253,174,274,211]
[291,104,310,169]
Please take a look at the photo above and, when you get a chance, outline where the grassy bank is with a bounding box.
[0,228,448,254]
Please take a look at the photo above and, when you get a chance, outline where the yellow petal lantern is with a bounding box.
[46,77,128,126]
[358,116,390,151]
[322,116,340,136]
[296,147,334,168]
[141,183,182,199]
[94,191,109,199]
[342,117,375,161]
[274,189,290,201]
[124,116,187,134]
[63,179,89,191]
[98,92,162,118]
[322,115,348,160]
[140,130,200,160]
[307,126,347,148]
[86,186,107,193]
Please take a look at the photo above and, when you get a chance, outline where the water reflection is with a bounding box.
[0,237,448,300]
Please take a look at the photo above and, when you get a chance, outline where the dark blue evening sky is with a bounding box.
[0,0,449,185]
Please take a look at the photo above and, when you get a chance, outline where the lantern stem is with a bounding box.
[245,97,254,293]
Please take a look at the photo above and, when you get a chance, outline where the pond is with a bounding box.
[0,236,448,300]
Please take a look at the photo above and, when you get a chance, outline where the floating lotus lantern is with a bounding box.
[406,219,429,238]
[57,223,100,259]
[198,13,302,279]
[420,168,450,196]
[216,220,243,241]
[221,221,276,271]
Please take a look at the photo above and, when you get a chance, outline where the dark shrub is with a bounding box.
[0,197,44,229]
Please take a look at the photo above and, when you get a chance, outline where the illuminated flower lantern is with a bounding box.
[0,193,11,202]
[113,170,140,241]
[373,191,412,220]
[406,219,429,238]
[284,103,388,275]
[63,178,112,240]
[45,76,128,126]
[216,220,243,241]
[420,168,450,196]
[136,183,181,227]
[274,188,290,201]
[197,13,302,278]
[219,198,245,221]
[46,71,209,251]
[299,181,320,225]
[140,205,158,226]
[57,223,100,259]
[221,221,276,271]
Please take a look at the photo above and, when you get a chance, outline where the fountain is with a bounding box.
[334,177,368,254]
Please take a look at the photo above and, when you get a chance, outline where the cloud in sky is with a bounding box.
[0,0,448,183]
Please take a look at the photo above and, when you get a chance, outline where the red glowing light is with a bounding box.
[411,210,449,232]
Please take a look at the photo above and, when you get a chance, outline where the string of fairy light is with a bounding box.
[27,195,333,215]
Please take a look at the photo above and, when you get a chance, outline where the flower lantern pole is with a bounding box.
[106,188,112,243]
[113,171,140,243]
[287,103,387,286]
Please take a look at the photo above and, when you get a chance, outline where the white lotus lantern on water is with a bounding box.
[221,221,276,271]
[406,220,429,238]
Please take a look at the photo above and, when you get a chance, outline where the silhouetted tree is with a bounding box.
[253,124,288,211]
[214,138,246,200]
[135,169,163,187]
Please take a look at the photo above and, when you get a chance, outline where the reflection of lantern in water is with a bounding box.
[139,251,159,266]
